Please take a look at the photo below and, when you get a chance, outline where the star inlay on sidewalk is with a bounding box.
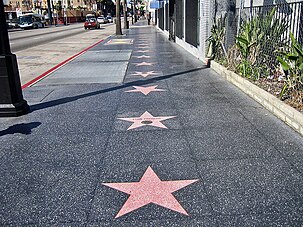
[137,46,149,49]
[135,50,150,53]
[118,111,176,130]
[133,55,151,59]
[125,85,165,95]
[131,71,160,78]
[102,166,198,218]
[133,62,155,66]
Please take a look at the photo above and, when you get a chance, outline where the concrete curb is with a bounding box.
[210,61,303,137]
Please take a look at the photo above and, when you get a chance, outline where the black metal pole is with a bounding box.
[123,0,128,29]
[133,0,137,23]
[47,0,53,25]
[131,1,134,24]
[0,0,29,117]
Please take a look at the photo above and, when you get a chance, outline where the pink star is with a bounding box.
[102,166,198,218]
[135,50,150,53]
[118,111,176,130]
[131,71,160,77]
[137,46,149,49]
[133,55,151,59]
[125,85,165,95]
[133,62,155,66]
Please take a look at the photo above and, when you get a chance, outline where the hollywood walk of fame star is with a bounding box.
[133,55,151,59]
[133,62,155,66]
[102,166,198,218]
[137,46,149,49]
[135,50,150,53]
[118,111,176,130]
[131,71,160,78]
[125,85,165,95]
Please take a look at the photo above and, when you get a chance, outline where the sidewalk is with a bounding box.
[0,21,303,226]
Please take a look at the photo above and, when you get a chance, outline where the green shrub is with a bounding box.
[277,33,303,98]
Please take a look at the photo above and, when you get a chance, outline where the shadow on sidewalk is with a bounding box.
[0,122,41,137]
[30,66,207,113]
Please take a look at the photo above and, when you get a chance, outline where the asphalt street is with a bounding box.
[0,21,303,226]
[9,23,115,52]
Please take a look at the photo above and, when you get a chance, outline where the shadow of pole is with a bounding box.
[29,66,207,112]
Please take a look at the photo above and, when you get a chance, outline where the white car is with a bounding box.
[97,17,106,25]
[106,16,113,23]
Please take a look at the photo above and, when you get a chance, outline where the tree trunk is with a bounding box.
[116,0,122,35]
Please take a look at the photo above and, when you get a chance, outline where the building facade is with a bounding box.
[4,0,97,20]
[154,0,303,62]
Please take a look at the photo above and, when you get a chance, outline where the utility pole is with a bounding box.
[133,0,137,23]
[249,0,253,21]
[116,0,122,35]
[0,0,29,117]
[47,0,53,24]
[123,0,128,29]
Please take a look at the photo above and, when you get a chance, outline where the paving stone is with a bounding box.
[217,212,303,226]
[89,162,212,222]
[185,124,280,160]
[197,158,303,216]
[102,131,193,164]
[88,216,217,227]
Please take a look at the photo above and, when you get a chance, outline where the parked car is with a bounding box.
[7,18,20,29]
[97,16,106,26]
[106,16,113,23]
[84,18,98,29]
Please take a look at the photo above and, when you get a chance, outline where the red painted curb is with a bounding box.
[21,39,104,89]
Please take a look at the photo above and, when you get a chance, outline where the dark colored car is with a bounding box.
[84,18,97,29]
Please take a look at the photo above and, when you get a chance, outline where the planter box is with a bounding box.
[211,61,303,137]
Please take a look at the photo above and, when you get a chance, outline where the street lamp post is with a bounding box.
[133,0,137,23]
[0,0,29,117]
[47,0,53,24]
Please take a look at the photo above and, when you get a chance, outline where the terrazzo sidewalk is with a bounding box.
[0,21,303,226]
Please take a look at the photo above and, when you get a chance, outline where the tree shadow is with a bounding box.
[0,122,41,136]
[30,66,207,112]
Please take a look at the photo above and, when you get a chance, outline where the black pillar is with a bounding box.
[0,0,29,117]
[133,0,137,22]
[47,0,53,24]
[123,0,128,29]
